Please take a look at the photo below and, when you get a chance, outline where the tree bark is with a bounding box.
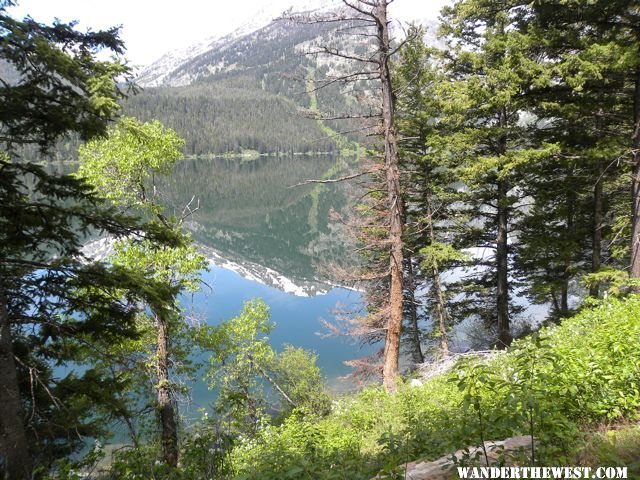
[631,66,640,280]
[405,257,424,364]
[496,179,512,348]
[155,313,178,467]
[0,285,32,479]
[374,0,405,393]
[425,191,449,356]
[590,110,605,296]
[591,157,603,297]
[561,185,576,318]
[560,281,569,317]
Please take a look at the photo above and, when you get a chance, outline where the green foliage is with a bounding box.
[76,116,207,469]
[270,345,333,419]
[582,269,640,299]
[108,444,183,480]
[419,242,468,268]
[227,295,640,478]
[0,4,130,151]
[198,300,332,436]
[77,117,184,211]
[76,116,206,293]
[574,424,640,477]
[178,419,236,480]
[0,4,181,474]
[111,236,205,292]
[203,299,274,435]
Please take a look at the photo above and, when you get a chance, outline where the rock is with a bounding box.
[374,436,535,480]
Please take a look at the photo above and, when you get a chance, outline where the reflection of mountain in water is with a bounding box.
[81,238,336,297]
[198,245,332,297]
[159,155,353,287]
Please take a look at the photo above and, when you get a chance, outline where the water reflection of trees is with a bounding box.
[161,155,353,282]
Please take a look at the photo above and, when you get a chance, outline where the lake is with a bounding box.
[153,154,370,401]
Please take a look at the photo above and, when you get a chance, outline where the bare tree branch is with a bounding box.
[306,45,380,64]
[289,168,379,188]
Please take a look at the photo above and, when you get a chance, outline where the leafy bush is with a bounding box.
[228,295,640,478]
[100,296,640,478]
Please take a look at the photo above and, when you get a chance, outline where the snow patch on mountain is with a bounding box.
[137,0,343,87]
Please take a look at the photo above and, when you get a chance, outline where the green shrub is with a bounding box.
[227,295,640,478]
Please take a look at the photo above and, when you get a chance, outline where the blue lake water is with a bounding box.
[61,154,368,427]
[183,265,365,413]
[195,267,361,374]
[154,154,371,412]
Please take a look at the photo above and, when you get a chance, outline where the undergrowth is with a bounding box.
[88,295,640,479]
[228,295,640,479]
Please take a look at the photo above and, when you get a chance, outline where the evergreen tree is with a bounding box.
[395,26,465,357]
[77,117,207,467]
[436,0,559,347]
[522,0,639,290]
[0,4,174,476]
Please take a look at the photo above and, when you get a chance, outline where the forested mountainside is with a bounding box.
[136,18,332,89]
[123,84,335,155]
[16,15,371,159]
[124,16,383,155]
[15,10,437,159]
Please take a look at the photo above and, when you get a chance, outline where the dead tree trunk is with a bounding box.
[371,0,406,393]
[0,286,32,479]
[289,0,406,390]
[155,313,178,467]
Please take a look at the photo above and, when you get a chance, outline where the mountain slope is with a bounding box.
[128,13,370,155]
[128,6,440,156]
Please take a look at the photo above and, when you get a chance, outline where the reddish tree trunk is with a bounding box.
[373,0,405,393]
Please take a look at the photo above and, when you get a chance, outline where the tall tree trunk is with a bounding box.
[631,67,640,280]
[0,286,32,479]
[560,281,569,317]
[591,111,604,297]
[155,313,178,467]
[561,185,576,318]
[496,179,511,348]
[426,191,449,356]
[591,156,603,297]
[405,257,424,364]
[375,0,405,393]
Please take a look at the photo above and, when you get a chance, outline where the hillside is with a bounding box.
[107,295,640,478]
[11,8,439,160]
[126,8,444,156]
[127,15,366,155]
